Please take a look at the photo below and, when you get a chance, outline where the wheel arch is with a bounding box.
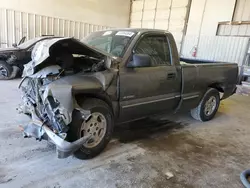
[208,83,224,93]
[74,92,115,116]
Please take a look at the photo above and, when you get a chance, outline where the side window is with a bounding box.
[134,35,171,66]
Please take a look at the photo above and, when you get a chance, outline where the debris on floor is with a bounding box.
[165,171,174,180]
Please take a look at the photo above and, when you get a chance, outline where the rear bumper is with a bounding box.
[18,103,90,158]
[221,86,237,100]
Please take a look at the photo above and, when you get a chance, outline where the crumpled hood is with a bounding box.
[22,37,112,77]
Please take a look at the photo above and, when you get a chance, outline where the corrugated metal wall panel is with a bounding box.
[181,35,250,66]
[0,8,112,48]
[130,0,190,51]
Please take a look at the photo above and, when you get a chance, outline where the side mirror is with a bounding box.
[127,54,151,68]
[12,43,17,48]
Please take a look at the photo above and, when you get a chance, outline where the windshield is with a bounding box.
[18,37,45,49]
[83,30,136,57]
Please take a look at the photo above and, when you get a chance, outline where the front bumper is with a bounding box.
[18,102,90,159]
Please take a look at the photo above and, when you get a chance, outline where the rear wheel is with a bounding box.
[0,61,13,80]
[68,98,114,159]
[191,88,220,122]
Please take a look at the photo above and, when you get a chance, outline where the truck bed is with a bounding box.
[179,58,238,110]
[180,57,231,64]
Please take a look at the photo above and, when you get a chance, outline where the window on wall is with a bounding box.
[217,22,250,37]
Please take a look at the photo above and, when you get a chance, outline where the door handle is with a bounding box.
[167,73,176,79]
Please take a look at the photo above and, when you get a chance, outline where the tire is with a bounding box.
[12,66,22,78]
[191,88,220,122]
[68,98,114,159]
[0,61,13,80]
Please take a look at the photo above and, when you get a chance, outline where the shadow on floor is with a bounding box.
[113,118,188,143]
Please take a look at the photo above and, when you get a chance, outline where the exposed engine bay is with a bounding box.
[17,37,115,158]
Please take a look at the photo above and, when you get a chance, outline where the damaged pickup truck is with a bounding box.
[17,29,238,159]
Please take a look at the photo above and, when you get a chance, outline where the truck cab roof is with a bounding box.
[102,28,170,34]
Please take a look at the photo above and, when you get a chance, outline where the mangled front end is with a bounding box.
[18,76,91,158]
[17,38,109,158]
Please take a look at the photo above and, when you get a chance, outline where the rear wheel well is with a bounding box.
[74,93,114,115]
[208,83,224,93]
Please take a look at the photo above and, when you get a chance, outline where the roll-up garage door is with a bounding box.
[130,0,191,51]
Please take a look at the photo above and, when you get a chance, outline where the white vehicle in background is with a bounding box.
[241,47,250,83]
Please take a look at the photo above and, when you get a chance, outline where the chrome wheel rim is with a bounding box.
[204,96,217,116]
[80,112,107,148]
[0,66,8,77]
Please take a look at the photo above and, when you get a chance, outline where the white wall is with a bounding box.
[0,0,130,28]
[233,0,250,21]
[181,0,250,66]
[186,0,235,36]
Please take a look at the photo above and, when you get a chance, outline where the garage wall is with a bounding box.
[129,0,191,50]
[180,0,250,65]
[181,35,249,66]
[0,0,130,28]
[233,0,250,21]
[185,0,235,37]
[0,8,112,48]
[0,0,131,48]
[217,0,250,37]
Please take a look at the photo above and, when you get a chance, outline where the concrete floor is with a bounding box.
[0,79,249,188]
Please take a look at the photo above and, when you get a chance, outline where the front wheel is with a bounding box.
[191,88,220,122]
[0,61,13,80]
[68,98,114,159]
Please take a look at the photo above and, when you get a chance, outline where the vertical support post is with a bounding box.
[5,9,8,47]
[45,17,48,35]
[78,22,80,39]
[196,0,208,57]
[73,21,76,37]
[40,15,42,36]
[168,0,173,30]
[26,13,29,39]
[62,20,65,36]
[180,0,192,54]
[82,23,86,37]
[34,14,36,37]
[12,10,16,44]
[58,18,60,36]
[52,18,54,35]
[141,0,146,28]
[20,12,23,39]
[68,21,71,37]
[153,0,159,29]
[128,0,133,27]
